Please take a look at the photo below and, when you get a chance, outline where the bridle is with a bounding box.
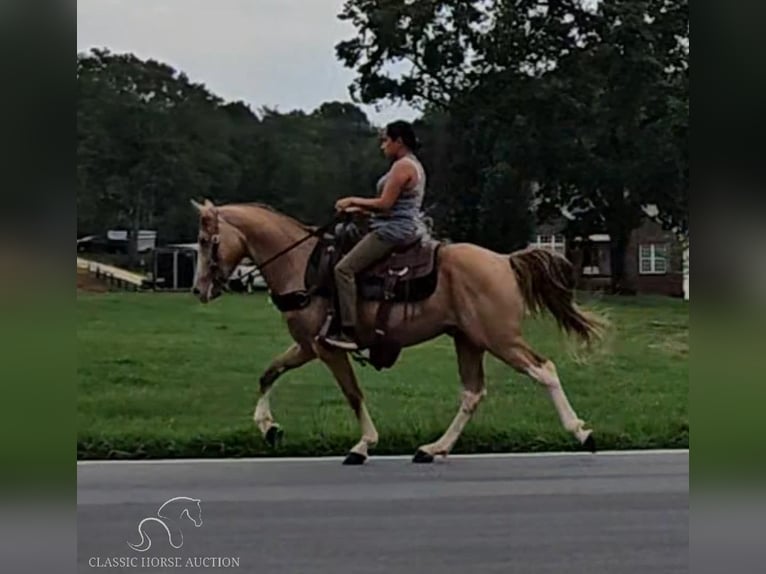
[207,233,231,292]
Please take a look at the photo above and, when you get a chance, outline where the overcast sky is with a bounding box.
[77,0,419,126]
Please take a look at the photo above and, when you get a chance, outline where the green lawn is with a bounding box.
[77,292,688,459]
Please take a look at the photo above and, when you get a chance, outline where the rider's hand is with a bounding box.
[335,197,356,212]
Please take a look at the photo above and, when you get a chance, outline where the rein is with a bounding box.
[210,211,356,311]
[255,219,335,272]
[226,215,339,288]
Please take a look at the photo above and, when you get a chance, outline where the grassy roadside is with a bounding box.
[77,292,688,459]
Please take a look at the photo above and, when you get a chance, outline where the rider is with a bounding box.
[323,120,428,350]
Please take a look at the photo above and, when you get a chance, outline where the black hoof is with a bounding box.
[264,425,283,448]
[583,434,597,453]
[412,449,435,464]
[342,451,367,465]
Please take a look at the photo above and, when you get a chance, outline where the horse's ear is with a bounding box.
[190,199,204,213]
[203,199,215,209]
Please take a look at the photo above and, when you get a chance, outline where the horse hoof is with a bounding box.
[412,449,434,464]
[342,452,367,465]
[265,425,283,448]
[582,433,597,453]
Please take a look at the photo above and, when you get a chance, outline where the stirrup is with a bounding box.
[320,332,359,351]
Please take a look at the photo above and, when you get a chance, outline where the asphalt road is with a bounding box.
[77,451,688,573]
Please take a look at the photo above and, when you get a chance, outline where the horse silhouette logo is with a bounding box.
[127,497,203,552]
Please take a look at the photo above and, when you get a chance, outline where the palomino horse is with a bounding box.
[191,199,605,464]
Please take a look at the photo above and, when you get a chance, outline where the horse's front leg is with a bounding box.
[315,345,379,465]
[254,342,316,447]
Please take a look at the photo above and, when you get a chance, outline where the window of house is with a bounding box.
[639,243,668,274]
[531,234,566,255]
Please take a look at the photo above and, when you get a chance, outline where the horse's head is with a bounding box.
[183,499,203,528]
[190,199,244,303]
[158,496,203,528]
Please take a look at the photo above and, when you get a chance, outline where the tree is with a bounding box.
[337,0,689,292]
[531,0,689,291]
[414,109,535,249]
[78,48,233,262]
[335,0,592,250]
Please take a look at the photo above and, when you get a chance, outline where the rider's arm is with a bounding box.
[346,162,414,213]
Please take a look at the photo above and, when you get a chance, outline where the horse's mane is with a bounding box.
[228,202,318,232]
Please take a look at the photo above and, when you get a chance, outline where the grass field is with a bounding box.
[77,292,688,459]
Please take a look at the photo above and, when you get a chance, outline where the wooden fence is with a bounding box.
[76,257,147,291]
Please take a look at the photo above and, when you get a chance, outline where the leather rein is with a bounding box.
[210,215,339,306]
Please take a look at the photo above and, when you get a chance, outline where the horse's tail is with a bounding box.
[509,247,606,345]
[127,519,155,552]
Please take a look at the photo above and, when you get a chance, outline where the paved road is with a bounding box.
[77,451,688,573]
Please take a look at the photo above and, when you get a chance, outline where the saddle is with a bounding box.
[300,221,442,369]
[305,221,441,303]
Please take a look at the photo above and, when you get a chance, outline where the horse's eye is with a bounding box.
[199,237,208,246]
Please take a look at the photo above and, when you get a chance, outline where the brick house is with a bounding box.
[530,213,688,298]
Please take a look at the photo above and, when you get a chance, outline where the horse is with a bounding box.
[190,199,606,464]
[127,496,203,552]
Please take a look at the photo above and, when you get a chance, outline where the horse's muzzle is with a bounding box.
[194,283,222,303]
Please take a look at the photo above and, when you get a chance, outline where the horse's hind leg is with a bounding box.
[254,342,316,447]
[413,333,486,462]
[490,339,595,451]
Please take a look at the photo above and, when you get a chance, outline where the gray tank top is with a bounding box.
[370,153,427,244]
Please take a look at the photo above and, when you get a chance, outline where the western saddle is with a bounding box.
[300,220,442,369]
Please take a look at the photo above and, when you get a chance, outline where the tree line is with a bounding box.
[77,49,385,259]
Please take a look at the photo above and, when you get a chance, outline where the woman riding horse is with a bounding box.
[324,120,428,350]
[190,124,604,464]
